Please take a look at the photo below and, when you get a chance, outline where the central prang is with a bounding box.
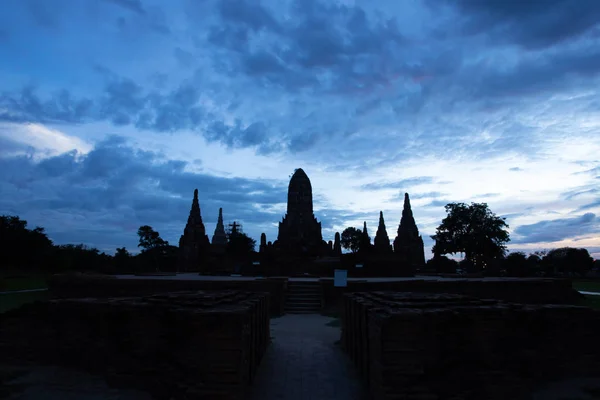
[274,168,327,257]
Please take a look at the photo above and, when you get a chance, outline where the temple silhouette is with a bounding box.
[178,168,425,276]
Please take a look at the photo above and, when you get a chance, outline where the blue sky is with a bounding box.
[1,0,599,259]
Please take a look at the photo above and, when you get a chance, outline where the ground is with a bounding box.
[249,314,367,400]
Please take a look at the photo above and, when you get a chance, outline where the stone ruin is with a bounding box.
[178,169,428,275]
[342,291,600,400]
[0,291,270,400]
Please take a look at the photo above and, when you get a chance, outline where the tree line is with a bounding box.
[1,215,256,274]
[339,202,597,277]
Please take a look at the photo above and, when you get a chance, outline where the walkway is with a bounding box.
[249,314,367,400]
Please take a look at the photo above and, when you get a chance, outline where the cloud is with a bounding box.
[359,176,436,191]
[1,0,600,258]
[0,136,293,251]
[102,0,146,15]
[435,0,600,49]
[513,213,600,244]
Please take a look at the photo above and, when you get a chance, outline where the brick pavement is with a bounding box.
[249,314,367,400]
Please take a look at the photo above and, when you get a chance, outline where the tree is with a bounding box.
[137,225,168,251]
[114,247,132,273]
[0,215,53,269]
[431,202,510,269]
[504,251,528,277]
[341,227,362,254]
[137,225,168,272]
[426,255,458,273]
[543,247,594,277]
[226,232,256,260]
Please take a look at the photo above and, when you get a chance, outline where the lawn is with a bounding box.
[0,290,48,314]
[572,279,600,293]
[0,272,49,314]
[0,276,47,292]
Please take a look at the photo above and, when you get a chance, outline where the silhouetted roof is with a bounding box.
[291,168,309,181]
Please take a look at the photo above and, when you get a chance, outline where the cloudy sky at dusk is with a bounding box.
[1,0,599,259]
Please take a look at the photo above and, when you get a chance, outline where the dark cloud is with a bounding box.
[577,199,600,212]
[102,0,146,15]
[208,0,407,93]
[0,81,285,154]
[562,187,599,201]
[360,176,436,191]
[437,0,600,49]
[0,136,292,252]
[513,213,600,244]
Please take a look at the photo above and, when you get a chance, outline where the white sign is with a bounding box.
[334,269,348,287]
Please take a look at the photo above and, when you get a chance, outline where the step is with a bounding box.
[285,310,319,314]
[285,305,321,311]
[288,293,320,297]
[286,301,321,308]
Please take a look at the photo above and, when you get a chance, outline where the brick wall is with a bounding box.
[320,278,582,313]
[342,292,600,400]
[47,275,287,316]
[0,291,270,400]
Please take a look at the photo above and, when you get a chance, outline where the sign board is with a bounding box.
[334,269,348,287]
[355,263,364,269]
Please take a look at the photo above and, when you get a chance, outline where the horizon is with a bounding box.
[1,0,599,259]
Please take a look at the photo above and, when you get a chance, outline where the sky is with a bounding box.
[0,0,599,259]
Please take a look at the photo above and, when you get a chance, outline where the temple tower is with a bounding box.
[212,208,227,246]
[333,232,342,256]
[393,193,425,267]
[374,211,392,254]
[275,168,325,257]
[360,221,371,254]
[178,189,210,271]
[211,207,227,254]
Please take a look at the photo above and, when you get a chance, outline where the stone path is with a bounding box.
[249,314,367,400]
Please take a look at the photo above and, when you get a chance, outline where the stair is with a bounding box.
[285,281,321,314]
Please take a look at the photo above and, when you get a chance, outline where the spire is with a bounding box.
[186,188,204,228]
[260,233,267,247]
[333,232,342,255]
[212,207,227,246]
[259,232,267,253]
[360,221,371,254]
[394,192,425,267]
[178,188,209,272]
[399,192,416,231]
[374,211,391,253]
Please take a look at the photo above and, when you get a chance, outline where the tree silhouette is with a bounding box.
[504,251,529,277]
[1,215,53,269]
[431,203,509,269]
[137,225,169,272]
[137,225,168,251]
[226,232,256,260]
[341,227,362,254]
[543,247,594,276]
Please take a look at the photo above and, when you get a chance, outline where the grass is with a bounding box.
[0,269,48,292]
[0,290,48,314]
[578,296,600,310]
[572,279,600,293]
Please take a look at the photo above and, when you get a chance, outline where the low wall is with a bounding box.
[320,278,582,314]
[47,275,287,316]
[0,290,270,400]
[342,292,600,400]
